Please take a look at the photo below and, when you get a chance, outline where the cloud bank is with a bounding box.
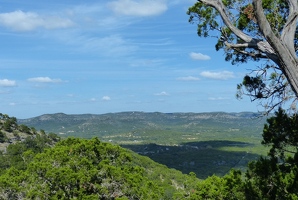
[0,10,74,31]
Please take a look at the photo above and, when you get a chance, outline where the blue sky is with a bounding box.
[0,0,260,119]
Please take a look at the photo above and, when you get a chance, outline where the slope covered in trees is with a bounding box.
[0,113,61,173]
[0,114,200,199]
[0,137,201,199]
[1,110,298,199]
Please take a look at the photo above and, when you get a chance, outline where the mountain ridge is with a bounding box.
[18,111,265,137]
[20,111,261,120]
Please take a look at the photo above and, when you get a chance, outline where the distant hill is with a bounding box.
[19,111,266,138]
[19,112,269,179]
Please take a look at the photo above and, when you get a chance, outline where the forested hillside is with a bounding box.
[0,113,60,173]
[1,112,298,199]
[0,137,202,199]
[0,114,200,199]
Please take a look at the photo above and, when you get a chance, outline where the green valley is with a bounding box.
[1,111,298,199]
[19,112,268,179]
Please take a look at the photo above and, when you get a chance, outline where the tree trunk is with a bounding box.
[253,0,298,98]
[199,0,298,97]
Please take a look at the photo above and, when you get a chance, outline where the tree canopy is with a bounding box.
[187,0,298,113]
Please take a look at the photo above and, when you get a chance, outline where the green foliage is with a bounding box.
[187,2,219,38]
[244,156,298,199]
[188,169,245,200]
[243,109,298,199]
[18,124,31,134]
[236,68,290,113]
[48,132,60,142]
[0,133,60,174]
[4,142,28,171]
[2,117,17,132]
[0,131,7,143]
[187,0,289,64]
[238,75,266,99]
[0,138,200,199]
[262,108,298,159]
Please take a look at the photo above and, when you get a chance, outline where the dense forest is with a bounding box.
[1,111,298,199]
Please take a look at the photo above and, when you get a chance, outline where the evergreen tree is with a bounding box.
[187,0,298,113]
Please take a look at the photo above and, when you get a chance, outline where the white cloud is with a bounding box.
[102,96,111,101]
[208,97,230,101]
[177,76,200,81]
[190,52,211,60]
[0,10,74,31]
[90,98,97,102]
[154,91,169,96]
[0,79,16,87]
[200,71,235,80]
[108,0,168,16]
[27,77,63,83]
[9,102,16,106]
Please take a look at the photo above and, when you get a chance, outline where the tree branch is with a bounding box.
[252,0,294,61]
[253,0,298,98]
[225,41,267,58]
[281,0,298,56]
[199,0,279,64]
[199,0,253,43]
